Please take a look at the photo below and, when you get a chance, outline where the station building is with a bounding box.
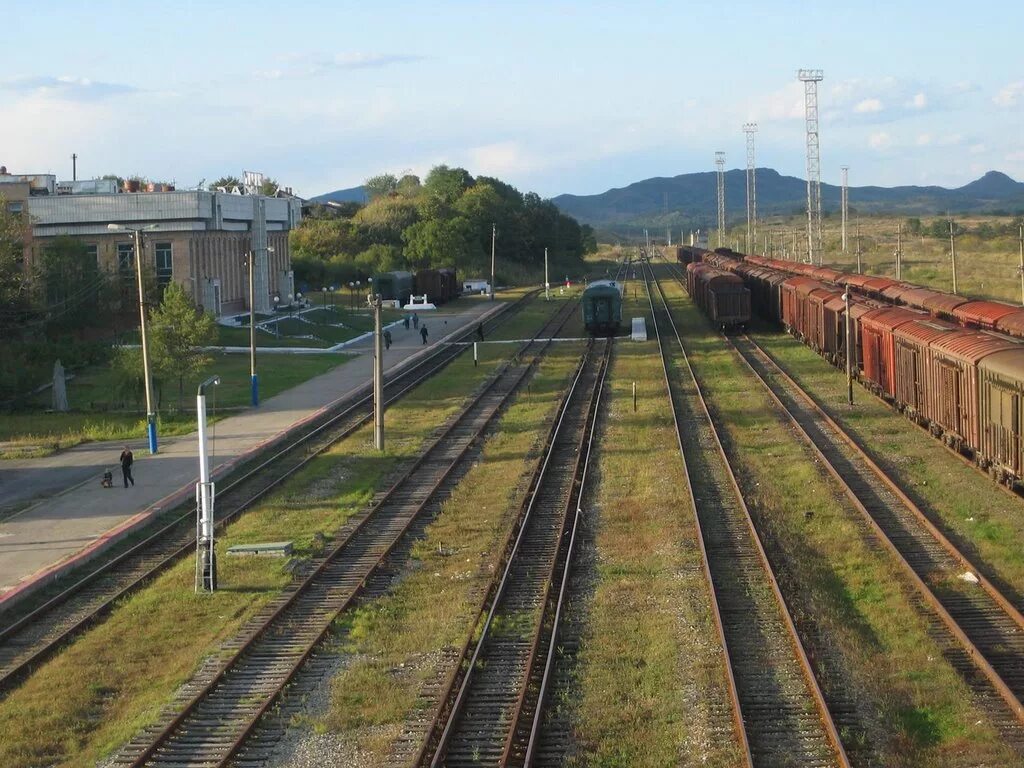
[2,168,302,316]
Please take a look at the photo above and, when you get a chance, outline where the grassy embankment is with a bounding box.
[660,271,1018,765]
[736,213,1024,303]
[567,276,745,767]
[0,353,349,459]
[0,294,566,768]
[753,328,1024,603]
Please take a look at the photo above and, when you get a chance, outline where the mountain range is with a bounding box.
[312,170,1024,232]
[551,170,1024,231]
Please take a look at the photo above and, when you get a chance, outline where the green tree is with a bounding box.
[147,283,216,408]
[0,195,33,335]
[905,217,922,236]
[35,236,107,332]
[364,173,399,200]
[209,176,242,191]
[352,196,420,247]
[402,217,479,271]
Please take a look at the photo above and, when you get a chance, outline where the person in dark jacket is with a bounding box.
[119,446,135,488]
[383,329,392,350]
[413,312,419,330]
[420,325,428,345]
[403,315,410,330]
[476,322,485,342]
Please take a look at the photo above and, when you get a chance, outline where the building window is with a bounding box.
[84,244,98,269]
[155,242,173,286]
[117,243,135,279]
[6,201,23,214]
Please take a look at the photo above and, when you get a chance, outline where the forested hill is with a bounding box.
[551,170,1024,230]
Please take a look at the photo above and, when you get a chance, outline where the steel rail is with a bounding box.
[730,332,1024,727]
[647,259,850,767]
[0,294,534,695]
[119,296,580,768]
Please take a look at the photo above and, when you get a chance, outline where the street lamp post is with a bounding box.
[843,291,853,406]
[245,252,259,406]
[108,222,159,453]
[490,223,496,301]
[322,286,327,310]
[273,294,280,338]
[368,290,384,451]
[329,285,336,312]
[195,375,220,592]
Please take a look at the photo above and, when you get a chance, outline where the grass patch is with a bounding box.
[661,270,1018,765]
[0,295,567,768]
[1,352,349,458]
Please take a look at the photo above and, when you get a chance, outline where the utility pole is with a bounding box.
[799,69,824,265]
[843,291,853,406]
[195,375,220,592]
[949,220,958,294]
[715,151,726,247]
[841,166,849,252]
[897,224,903,279]
[1019,223,1024,306]
[369,292,384,450]
[856,219,862,274]
[743,123,758,254]
[72,153,77,181]
[489,223,496,301]
[544,247,550,300]
[243,253,259,405]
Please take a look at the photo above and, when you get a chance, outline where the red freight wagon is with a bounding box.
[859,307,923,397]
[880,282,918,303]
[926,332,1019,450]
[806,288,843,353]
[781,278,825,337]
[994,310,1024,340]
[951,300,1018,330]
[900,288,967,319]
[795,280,828,340]
[810,267,844,284]
[891,319,959,422]
[978,347,1024,481]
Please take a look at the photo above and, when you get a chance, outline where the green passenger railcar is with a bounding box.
[582,279,623,334]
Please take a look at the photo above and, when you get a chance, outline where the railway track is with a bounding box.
[0,294,535,697]
[420,338,608,768]
[109,296,581,768]
[729,332,1024,742]
[646,260,849,768]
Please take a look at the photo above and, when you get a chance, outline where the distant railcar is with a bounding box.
[686,263,751,331]
[582,279,623,334]
[372,271,414,305]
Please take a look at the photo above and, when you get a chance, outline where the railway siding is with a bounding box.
[660,266,1021,765]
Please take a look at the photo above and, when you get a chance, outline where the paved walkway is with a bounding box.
[0,302,501,609]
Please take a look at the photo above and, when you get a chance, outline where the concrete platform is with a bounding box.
[0,301,504,612]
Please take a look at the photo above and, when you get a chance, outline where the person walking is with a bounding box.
[413,312,419,330]
[403,314,410,330]
[119,446,135,488]
[420,324,429,345]
[384,329,392,350]
[476,322,485,342]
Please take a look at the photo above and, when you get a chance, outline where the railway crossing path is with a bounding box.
[0,302,501,612]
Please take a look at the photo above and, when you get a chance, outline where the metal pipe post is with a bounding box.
[133,229,158,454]
[490,223,496,301]
[950,220,958,294]
[248,252,258,406]
[196,376,220,592]
[1019,224,1024,306]
[544,247,549,301]
[844,291,853,406]
[370,293,384,450]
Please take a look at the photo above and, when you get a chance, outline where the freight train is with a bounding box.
[582,279,623,334]
[685,262,751,331]
[414,267,459,304]
[677,246,1024,487]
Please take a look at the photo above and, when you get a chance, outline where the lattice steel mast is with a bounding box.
[715,151,726,247]
[743,123,758,254]
[799,69,824,264]
[841,166,849,253]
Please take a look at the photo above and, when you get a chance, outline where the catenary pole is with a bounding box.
[490,223,496,301]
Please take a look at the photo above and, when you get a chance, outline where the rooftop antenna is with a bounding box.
[840,166,849,253]
[799,69,824,264]
[743,123,758,254]
[715,151,726,247]
[72,153,77,181]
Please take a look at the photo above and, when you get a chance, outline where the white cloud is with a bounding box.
[869,131,892,149]
[916,133,932,146]
[0,75,137,101]
[906,92,927,109]
[855,98,884,113]
[257,52,427,80]
[994,82,1024,107]
[936,133,963,146]
[464,141,542,177]
[969,143,987,155]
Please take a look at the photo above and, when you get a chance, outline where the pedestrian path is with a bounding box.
[0,302,503,610]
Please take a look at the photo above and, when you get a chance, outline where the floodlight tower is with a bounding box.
[715,151,726,247]
[841,166,849,253]
[799,69,824,264]
[743,123,758,254]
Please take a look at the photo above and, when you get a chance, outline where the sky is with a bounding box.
[2,1,1022,200]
